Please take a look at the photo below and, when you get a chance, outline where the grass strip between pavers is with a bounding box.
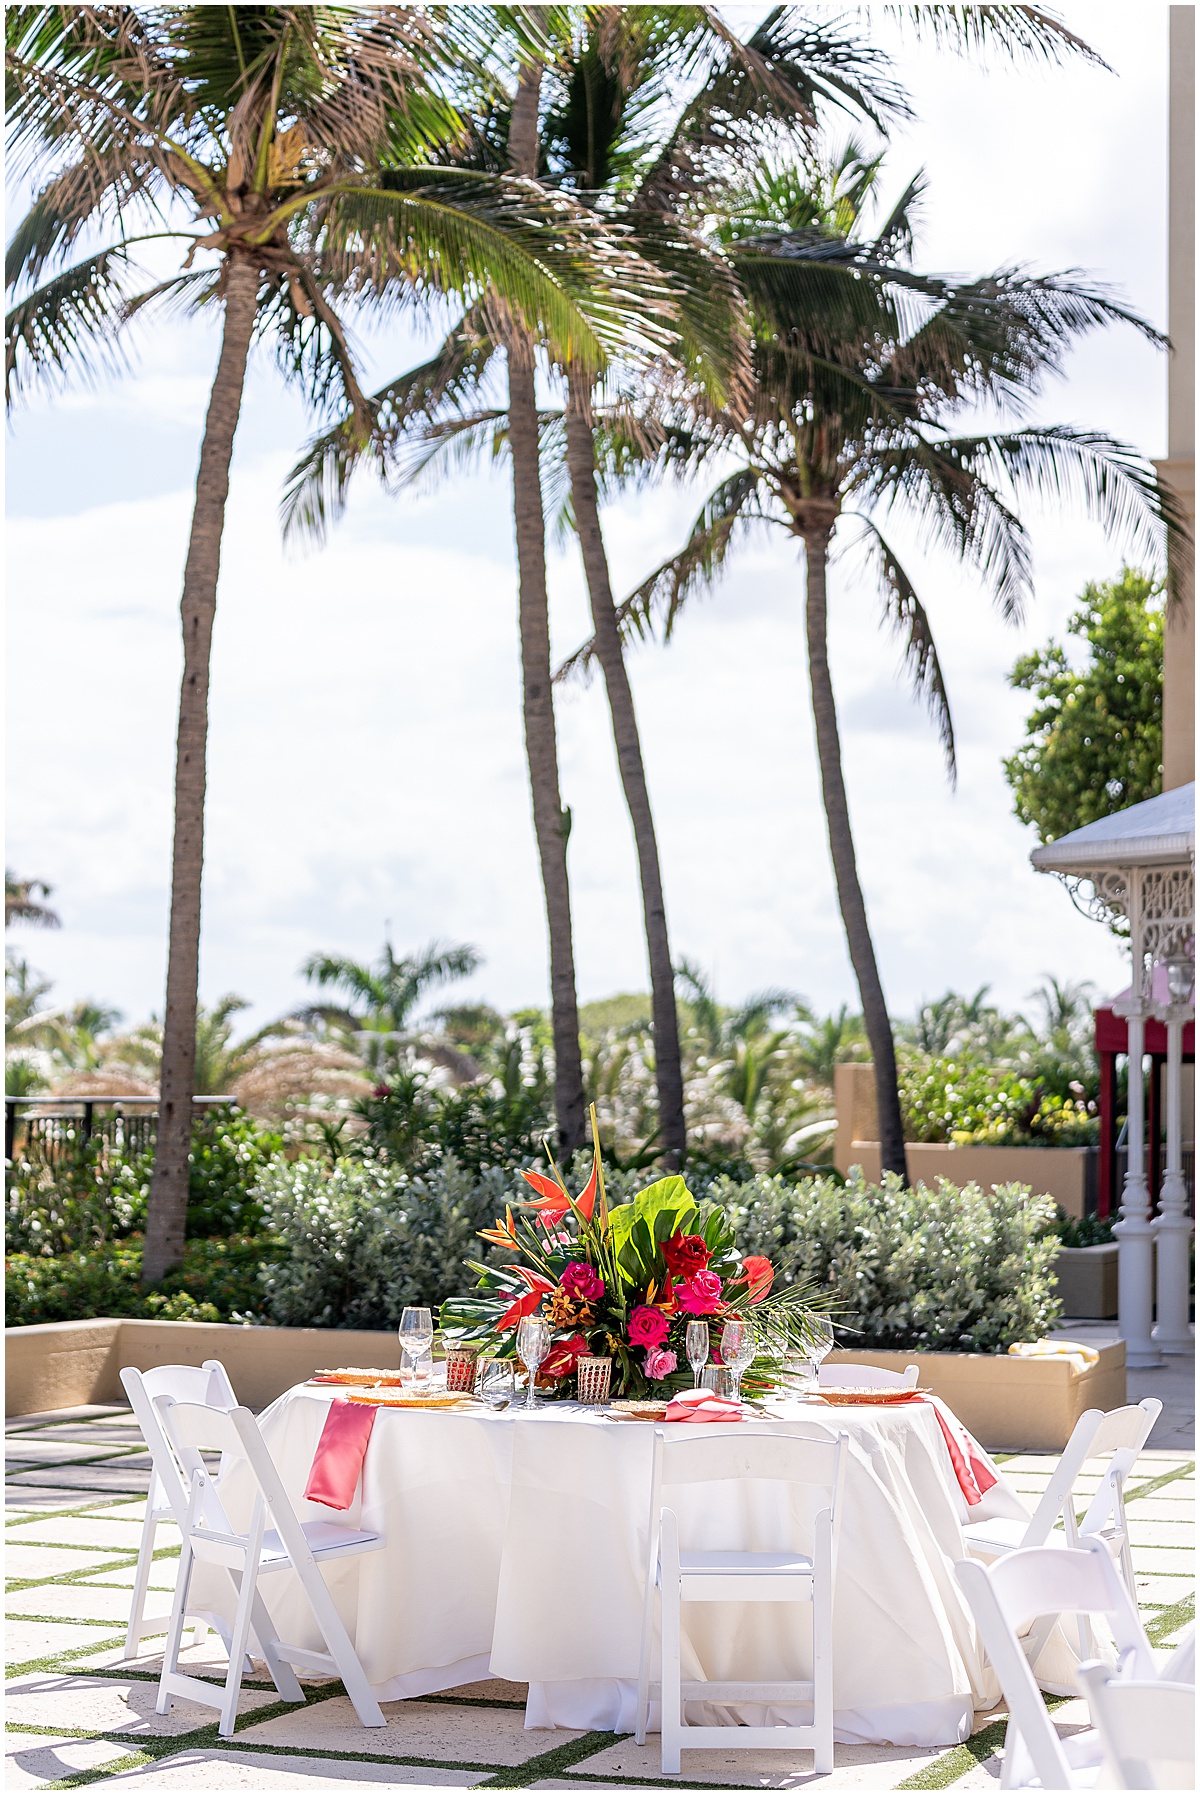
[481,1729,619,1788]
[1125,1463,1196,1503]
[894,1716,1009,1790]
[1146,1590,1196,1646]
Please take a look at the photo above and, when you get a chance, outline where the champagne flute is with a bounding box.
[719,1318,755,1404]
[685,1320,710,1388]
[516,1315,551,1410]
[398,1307,434,1384]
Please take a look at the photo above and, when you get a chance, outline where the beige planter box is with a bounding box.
[8,1319,1125,1453]
[833,1063,1093,1217]
[824,1343,1126,1452]
[5,1317,400,1418]
[1053,1244,1119,1320]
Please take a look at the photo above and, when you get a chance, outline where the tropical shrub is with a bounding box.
[899,1054,1097,1147]
[5,1109,282,1255]
[723,1169,1061,1351]
[4,1235,270,1328]
[255,1154,522,1330]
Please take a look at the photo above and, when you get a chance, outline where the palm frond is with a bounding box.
[5,243,146,402]
[849,514,957,780]
[880,5,1108,68]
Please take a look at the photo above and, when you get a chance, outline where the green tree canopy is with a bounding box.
[1003,567,1163,844]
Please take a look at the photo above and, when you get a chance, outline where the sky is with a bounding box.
[5,3,1172,1037]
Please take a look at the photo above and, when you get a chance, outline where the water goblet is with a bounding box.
[701,1365,735,1399]
[719,1318,756,1404]
[516,1315,551,1410]
[398,1307,434,1386]
[478,1358,515,1409]
[685,1320,710,1388]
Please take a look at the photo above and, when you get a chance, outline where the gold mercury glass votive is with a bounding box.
[576,1356,612,1406]
[445,1342,481,1393]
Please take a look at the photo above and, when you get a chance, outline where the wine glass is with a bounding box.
[516,1315,551,1410]
[807,1316,835,1393]
[398,1307,434,1383]
[685,1320,710,1387]
[719,1318,756,1404]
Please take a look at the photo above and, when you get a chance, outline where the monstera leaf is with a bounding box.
[608,1177,699,1287]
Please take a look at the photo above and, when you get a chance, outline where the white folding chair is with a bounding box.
[119,1361,239,1659]
[155,1396,387,1738]
[634,1425,849,1776]
[819,1363,919,1388]
[955,1538,1156,1791]
[961,1400,1161,1624]
[1077,1661,1195,1791]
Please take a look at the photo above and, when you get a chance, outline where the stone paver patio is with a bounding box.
[5,1402,1194,1792]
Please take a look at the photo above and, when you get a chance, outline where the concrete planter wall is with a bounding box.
[7,1319,1125,1453]
[1052,1243,1119,1319]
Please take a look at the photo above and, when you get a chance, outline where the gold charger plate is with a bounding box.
[606,1400,671,1421]
[309,1369,404,1388]
[817,1387,929,1406]
[345,1392,476,1410]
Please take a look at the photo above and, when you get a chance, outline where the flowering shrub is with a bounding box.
[900,1055,1097,1147]
[723,1169,1061,1352]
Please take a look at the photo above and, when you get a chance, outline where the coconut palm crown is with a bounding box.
[562,149,1181,1180]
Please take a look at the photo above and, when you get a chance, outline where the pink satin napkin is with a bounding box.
[908,1394,997,1507]
[664,1389,745,1424]
[303,1398,378,1510]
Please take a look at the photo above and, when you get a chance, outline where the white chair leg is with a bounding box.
[813,1515,835,1775]
[124,1512,158,1660]
[659,1515,682,1777]
[192,1622,208,1649]
[248,1590,304,1704]
[218,1574,257,1737]
[156,1539,194,1716]
[298,1561,385,1728]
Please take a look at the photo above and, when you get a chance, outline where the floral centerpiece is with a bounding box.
[440,1110,831,1400]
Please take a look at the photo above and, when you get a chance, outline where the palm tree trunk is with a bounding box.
[563,367,686,1166]
[142,254,259,1283]
[802,526,909,1182]
[507,334,587,1154]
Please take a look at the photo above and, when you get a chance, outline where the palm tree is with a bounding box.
[5,872,60,929]
[285,8,908,1163]
[7,6,638,1275]
[566,150,1178,1180]
[300,937,481,1074]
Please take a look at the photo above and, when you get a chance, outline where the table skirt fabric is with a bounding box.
[190,1390,1071,1748]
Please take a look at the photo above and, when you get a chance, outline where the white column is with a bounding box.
[1113,873,1163,1368]
[1152,968,1195,1352]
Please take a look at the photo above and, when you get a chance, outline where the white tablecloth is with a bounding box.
[194,1390,1059,1748]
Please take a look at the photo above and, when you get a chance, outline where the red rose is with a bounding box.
[627,1305,670,1348]
[675,1270,723,1315]
[560,1261,605,1303]
[737,1255,774,1303]
[662,1233,710,1278]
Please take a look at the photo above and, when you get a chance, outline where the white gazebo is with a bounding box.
[1031,783,1195,1368]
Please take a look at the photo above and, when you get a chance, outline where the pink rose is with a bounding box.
[560,1261,605,1302]
[675,1269,723,1315]
[627,1304,670,1348]
[643,1346,677,1381]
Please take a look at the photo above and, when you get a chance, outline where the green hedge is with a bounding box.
[4,1235,272,1328]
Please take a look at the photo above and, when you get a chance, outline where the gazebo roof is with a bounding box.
[1030,782,1195,874]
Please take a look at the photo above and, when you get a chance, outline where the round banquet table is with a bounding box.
[191,1387,1074,1748]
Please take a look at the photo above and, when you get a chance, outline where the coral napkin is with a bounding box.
[303,1398,377,1510]
[664,1389,745,1424]
[912,1395,997,1508]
